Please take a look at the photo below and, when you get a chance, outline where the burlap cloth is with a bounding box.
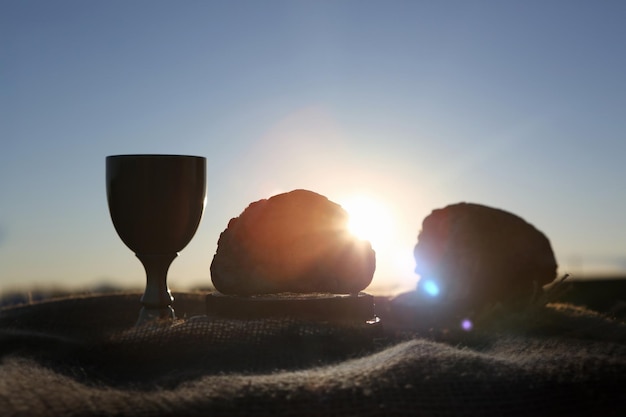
[0,292,624,416]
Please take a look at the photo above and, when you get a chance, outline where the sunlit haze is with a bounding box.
[2,1,626,296]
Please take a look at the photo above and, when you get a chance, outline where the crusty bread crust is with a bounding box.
[211,190,376,295]
[414,202,557,308]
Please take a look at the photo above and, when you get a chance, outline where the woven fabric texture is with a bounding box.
[0,293,624,416]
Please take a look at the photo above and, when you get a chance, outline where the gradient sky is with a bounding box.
[2,0,625,296]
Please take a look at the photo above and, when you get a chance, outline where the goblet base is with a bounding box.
[137,306,176,326]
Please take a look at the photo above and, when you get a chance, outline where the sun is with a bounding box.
[340,194,394,250]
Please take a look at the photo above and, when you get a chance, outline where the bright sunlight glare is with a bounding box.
[340,195,394,250]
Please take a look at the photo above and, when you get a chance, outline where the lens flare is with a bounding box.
[422,280,440,297]
[461,318,473,331]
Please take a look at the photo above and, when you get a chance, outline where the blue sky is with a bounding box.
[1,0,625,295]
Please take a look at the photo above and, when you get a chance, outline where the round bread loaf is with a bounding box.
[210,189,376,295]
[414,202,557,309]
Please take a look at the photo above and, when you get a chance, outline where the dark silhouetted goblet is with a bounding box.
[106,155,206,324]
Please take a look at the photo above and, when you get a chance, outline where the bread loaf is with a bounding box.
[211,189,376,295]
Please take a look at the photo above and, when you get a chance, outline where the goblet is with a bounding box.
[106,155,206,324]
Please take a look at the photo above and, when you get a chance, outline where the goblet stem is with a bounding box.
[136,252,178,325]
